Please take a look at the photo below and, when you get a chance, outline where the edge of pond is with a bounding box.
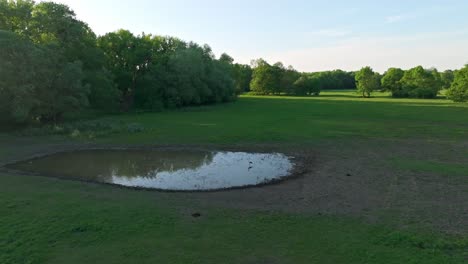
[0,145,313,193]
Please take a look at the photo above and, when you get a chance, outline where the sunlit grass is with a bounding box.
[90,90,468,144]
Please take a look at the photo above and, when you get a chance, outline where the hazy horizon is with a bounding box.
[38,0,468,72]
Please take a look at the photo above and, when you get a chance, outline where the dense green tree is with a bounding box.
[308,75,324,95]
[134,42,235,110]
[1,1,119,111]
[250,59,299,95]
[167,44,213,106]
[87,69,120,111]
[292,76,309,96]
[0,30,38,123]
[0,0,35,34]
[306,70,356,90]
[355,67,380,98]
[381,68,405,96]
[250,59,279,95]
[293,75,320,96]
[3,0,466,127]
[98,30,154,110]
[270,62,286,95]
[0,30,88,123]
[279,65,300,95]
[441,70,455,89]
[400,66,442,98]
[32,2,119,111]
[219,53,234,65]
[208,57,237,103]
[232,64,252,94]
[447,65,468,102]
[219,53,252,94]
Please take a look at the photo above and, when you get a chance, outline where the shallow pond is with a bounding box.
[7,149,295,191]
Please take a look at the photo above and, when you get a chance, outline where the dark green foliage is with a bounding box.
[0,30,89,124]
[0,0,34,33]
[0,0,119,113]
[0,1,236,125]
[281,65,301,95]
[232,64,253,94]
[382,67,447,99]
[86,69,121,111]
[381,68,405,96]
[447,65,468,102]
[218,53,252,95]
[307,70,356,90]
[399,66,442,99]
[250,59,300,95]
[441,70,455,89]
[97,30,153,111]
[250,61,354,96]
[294,76,320,96]
[131,41,236,110]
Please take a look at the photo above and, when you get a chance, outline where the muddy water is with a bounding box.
[7,149,294,191]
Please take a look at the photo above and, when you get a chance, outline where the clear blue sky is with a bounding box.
[39,0,468,72]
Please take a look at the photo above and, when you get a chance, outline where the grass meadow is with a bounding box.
[1,91,467,264]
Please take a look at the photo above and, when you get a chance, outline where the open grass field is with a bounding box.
[1,91,467,263]
[94,91,468,144]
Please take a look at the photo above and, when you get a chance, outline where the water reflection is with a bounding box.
[9,149,294,191]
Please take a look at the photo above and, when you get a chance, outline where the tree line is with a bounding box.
[354,65,468,101]
[1,1,467,126]
[247,58,467,102]
[248,59,356,96]
[0,0,238,125]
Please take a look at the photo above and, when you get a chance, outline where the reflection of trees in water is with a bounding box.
[104,150,214,180]
[11,150,214,181]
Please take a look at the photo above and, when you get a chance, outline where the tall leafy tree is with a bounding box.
[232,64,252,94]
[1,1,119,111]
[306,70,356,90]
[293,75,320,96]
[441,70,455,89]
[281,65,300,95]
[0,30,89,123]
[250,59,278,95]
[355,67,380,98]
[447,65,468,102]
[0,1,239,124]
[219,53,234,65]
[0,0,35,34]
[98,30,153,110]
[381,68,405,97]
[134,41,235,110]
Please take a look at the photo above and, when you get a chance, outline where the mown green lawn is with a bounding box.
[1,91,467,264]
[93,91,468,144]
